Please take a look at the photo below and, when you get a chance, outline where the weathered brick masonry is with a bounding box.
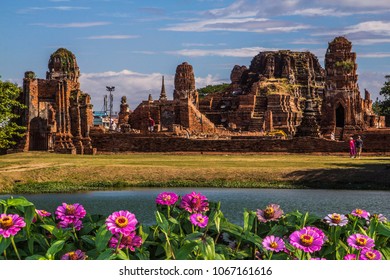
[90,130,390,154]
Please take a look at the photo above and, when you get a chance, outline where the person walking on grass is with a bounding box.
[349,136,356,158]
[355,135,363,159]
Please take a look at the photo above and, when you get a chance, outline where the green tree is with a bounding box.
[0,78,26,151]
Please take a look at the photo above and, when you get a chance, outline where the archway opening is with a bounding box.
[335,104,345,127]
[29,117,48,151]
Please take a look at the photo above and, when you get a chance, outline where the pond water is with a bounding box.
[2,188,390,225]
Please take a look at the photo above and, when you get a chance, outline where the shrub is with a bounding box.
[0,194,389,260]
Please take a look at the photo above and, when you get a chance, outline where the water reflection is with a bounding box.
[1,188,390,225]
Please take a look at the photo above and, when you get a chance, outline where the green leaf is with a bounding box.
[97,248,116,260]
[81,235,95,248]
[46,240,66,260]
[25,255,47,260]
[0,237,11,255]
[377,223,390,238]
[155,211,169,234]
[199,236,216,260]
[176,242,198,260]
[23,205,36,234]
[6,197,34,207]
[95,225,112,252]
[41,224,56,234]
[379,247,390,260]
[32,233,49,251]
[115,249,129,260]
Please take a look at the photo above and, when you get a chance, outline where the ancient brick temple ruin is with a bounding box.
[321,37,377,139]
[123,37,381,140]
[18,48,96,154]
[129,62,220,134]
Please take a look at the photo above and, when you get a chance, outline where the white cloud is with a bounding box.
[166,47,275,57]
[86,35,139,40]
[354,38,390,45]
[162,17,310,33]
[18,6,90,13]
[79,70,223,111]
[288,8,350,17]
[320,0,390,8]
[359,52,390,58]
[32,22,111,28]
[358,71,387,100]
[344,21,390,36]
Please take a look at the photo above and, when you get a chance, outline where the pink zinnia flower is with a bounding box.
[324,213,348,227]
[0,213,26,238]
[58,219,83,231]
[109,232,142,251]
[180,192,209,213]
[61,249,87,260]
[55,203,86,224]
[106,210,138,236]
[156,192,179,206]
[351,208,370,219]
[344,254,357,260]
[289,226,325,253]
[262,236,285,252]
[359,248,381,260]
[190,213,209,228]
[35,209,51,218]
[347,233,375,250]
[371,213,387,223]
[256,204,283,223]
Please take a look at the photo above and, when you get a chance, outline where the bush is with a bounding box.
[0,193,389,260]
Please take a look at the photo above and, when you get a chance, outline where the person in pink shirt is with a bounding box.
[349,137,356,158]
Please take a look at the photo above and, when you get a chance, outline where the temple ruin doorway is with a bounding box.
[335,104,345,127]
[29,117,48,151]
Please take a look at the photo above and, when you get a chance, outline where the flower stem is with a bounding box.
[116,233,123,253]
[10,236,21,260]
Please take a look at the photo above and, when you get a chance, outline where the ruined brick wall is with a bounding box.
[19,48,95,154]
[90,130,390,154]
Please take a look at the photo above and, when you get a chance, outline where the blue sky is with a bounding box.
[1,0,390,111]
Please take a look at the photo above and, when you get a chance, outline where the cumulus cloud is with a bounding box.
[358,71,387,100]
[79,70,224,111]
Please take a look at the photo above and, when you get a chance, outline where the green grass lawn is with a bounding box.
[0,152,389,193]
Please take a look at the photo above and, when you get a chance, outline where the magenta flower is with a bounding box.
[106,210,138,236]
[55,203,86,224]
[109,232,142,251]
[61,250,87,260]
[344,254,357,260]
[262,236,285,252]
[0,214,26,238]
[256,204,283,223]
[347,233,375,250]
[58,219,83,231]
[180,192,209,213]
[35,209,51,218]
[324,213,348,227]
[190,213,209,228]
[310,257,327,260]
[289,226,325,253]
[359,248,381,260]
[371,213,387,223]
[156,192,179,206]
[351,208,370,219]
